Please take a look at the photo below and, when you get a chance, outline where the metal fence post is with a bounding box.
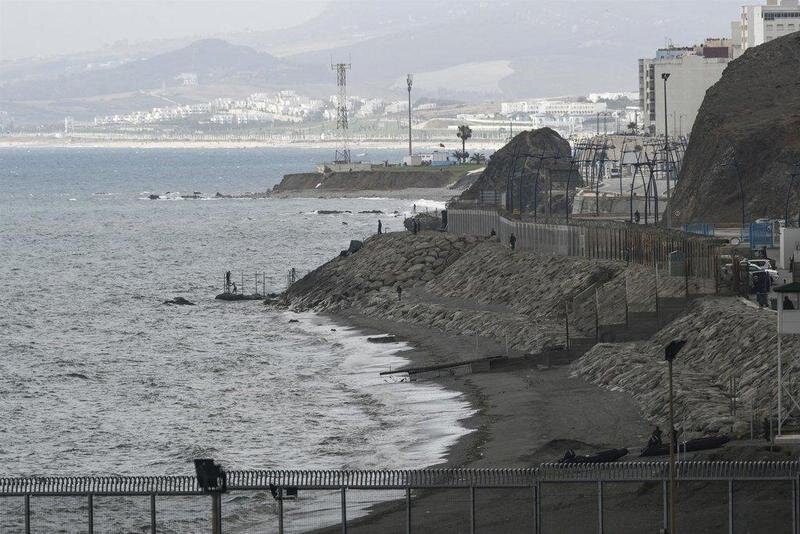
[278,491,284,534]
[341,487,347,534]
[88,494,94,534]
[24,494,30,534]
[534,481,542,534]
[406,487,412,534]
[597,481,603,534]
[470,486,476,534]
[662,480,668,532]
[212,493,222,534]
[150,493,156,534]
[728,479,733,534]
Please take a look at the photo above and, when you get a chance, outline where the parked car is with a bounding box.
[743,258,776,270]
[746,263,781,285]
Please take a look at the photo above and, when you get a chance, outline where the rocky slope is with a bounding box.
[460,128,580,215]
[573,298,796,435]
[274,167,467,192]
[671,32,800,223]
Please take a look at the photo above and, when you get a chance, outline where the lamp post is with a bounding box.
[406,74,413,157]
[664,339,686,534]
[662,72,671,229]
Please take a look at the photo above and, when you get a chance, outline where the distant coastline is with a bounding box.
[0,137,505,152]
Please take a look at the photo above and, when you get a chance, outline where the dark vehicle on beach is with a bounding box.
[559,448,629,464]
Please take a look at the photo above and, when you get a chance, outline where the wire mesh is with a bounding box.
[155,495,211,533]
[732,480,794,534]
[674,481,728,532]
[281,489,342,534]
[344,489,406,533]
[220,490,278,534]
[0,496,25,533]
[409,488,471,534]
[601,481,663,534]
[93,495,152,533]
[474,487,534,533]
[28,496,88,533]
[539,482,597,534]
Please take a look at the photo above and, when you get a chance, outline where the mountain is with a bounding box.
[670,32,800,224]
[0,39,322,101]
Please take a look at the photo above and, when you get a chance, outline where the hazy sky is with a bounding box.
[0,0,327,60]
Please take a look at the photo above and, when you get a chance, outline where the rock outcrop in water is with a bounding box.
[273,167,468,192]
[671,32,800,223]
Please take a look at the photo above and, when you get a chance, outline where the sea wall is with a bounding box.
[274,168,462,192]
[572,298,797,435]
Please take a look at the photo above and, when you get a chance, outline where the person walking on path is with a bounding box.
[509,233,517,251]
[378,220,382,234]
[634,210,641,224]
[396,285,403,301]
[225,271,231,292]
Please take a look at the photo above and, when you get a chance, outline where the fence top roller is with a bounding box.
[2,462,798,495]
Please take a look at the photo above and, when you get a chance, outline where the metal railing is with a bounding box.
[2,462,799,533]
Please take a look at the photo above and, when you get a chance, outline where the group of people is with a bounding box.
[489,228,517,251]
[225,270,237,294]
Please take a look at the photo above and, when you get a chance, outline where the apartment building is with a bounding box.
[733,0,800,56]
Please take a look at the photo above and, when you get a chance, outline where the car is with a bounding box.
[746,263,782,285]
[744,258,776,270]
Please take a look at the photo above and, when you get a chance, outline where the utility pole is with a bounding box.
[331,61,352,164]
[665,339,686,534]
[662,72,671,229]
[406,74,413,157]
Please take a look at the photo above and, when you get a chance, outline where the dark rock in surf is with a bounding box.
[163,297,195,305]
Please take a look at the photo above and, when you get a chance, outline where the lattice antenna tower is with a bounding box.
[332,61,351,164]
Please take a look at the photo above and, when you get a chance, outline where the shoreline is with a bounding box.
[0,138,505,151]
[308,308,651,533]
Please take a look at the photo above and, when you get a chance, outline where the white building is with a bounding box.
[500,101,529,114]
[536,101,606,116]
[733,0,800,56]
[639,40,732,136]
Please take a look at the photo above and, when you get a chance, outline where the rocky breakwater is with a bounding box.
[285,231,639,356]
[273,167,467,193]
[572,298,799,435]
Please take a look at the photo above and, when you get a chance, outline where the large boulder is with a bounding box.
[460,128,580,215]
[671,32,800,224]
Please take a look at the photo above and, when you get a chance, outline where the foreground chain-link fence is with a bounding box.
[2,462,799,533]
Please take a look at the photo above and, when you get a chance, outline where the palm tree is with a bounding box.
[470,153,486,164]
[456,125,472,163]
[452,149,469,163]
[627,122,638,135]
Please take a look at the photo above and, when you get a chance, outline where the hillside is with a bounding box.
[460,128,579,214]
[671,32,800,224]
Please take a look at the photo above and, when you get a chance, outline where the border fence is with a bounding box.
[2,462,799,533]
[447,208,722,281]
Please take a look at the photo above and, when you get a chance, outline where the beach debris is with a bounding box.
[367,335,398,343]
[163,297,195,306]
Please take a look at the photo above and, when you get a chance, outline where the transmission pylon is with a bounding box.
[331,61,351,164]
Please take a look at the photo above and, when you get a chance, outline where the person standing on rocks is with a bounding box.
[634,210,641,224]
[225,271,231,292]
[490,228,496,237]
[509,233,517,251]
[396,285,403,301]
[378,220,382,234]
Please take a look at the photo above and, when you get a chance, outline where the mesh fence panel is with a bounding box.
[342,489,407,533]
[732,480,793,534]
[410,488,471,534]
[475,487,534,533]
[93,495,151,533]
[155,495,210,534]
[0,496,25,533]
[281,489,342,534]
[29,496,88,533]
[221,490,278,534]
[540,482,597,534]
[601,481,663,534]
[674,481,728,532]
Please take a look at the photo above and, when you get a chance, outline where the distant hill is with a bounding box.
[0,39,324,101]
[670,32,800,224]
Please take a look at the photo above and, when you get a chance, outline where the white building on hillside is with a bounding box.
[733,0,800,57]
[639,39,733,136]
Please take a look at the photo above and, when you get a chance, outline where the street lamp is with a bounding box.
[662,72,671,229]
[664,339,686,534]
[406,74,413,156]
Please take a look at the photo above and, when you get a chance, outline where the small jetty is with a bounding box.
[216,270,269,301]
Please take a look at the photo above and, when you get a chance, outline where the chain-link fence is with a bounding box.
[2,463,799,533]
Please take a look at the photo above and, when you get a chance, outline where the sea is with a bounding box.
[0,147,472,532]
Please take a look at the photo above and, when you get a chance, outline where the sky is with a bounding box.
[0,0,327,60]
